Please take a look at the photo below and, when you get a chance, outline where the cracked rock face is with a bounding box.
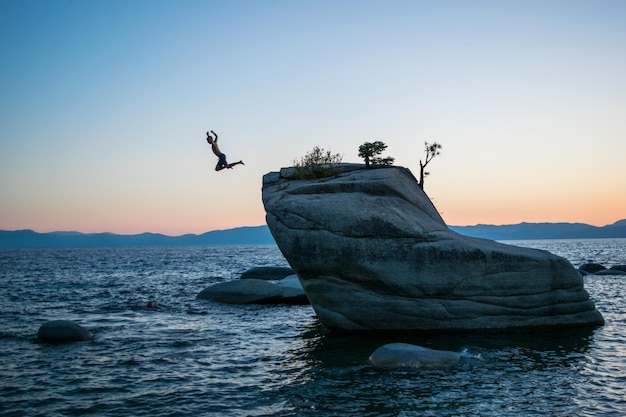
[262,165,604,332]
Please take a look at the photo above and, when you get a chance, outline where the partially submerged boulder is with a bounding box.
[369,343,461,368]
[595,268,626,276]
[578,263,626,276]
[240,266,295,280]
[38,320,93,343]
[275,274,304,290]
[196,275,307,305]
[275,274,308,302]
[579,263,606,274]
[262,165,604,332]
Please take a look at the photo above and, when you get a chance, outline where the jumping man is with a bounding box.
[206,130,244,171]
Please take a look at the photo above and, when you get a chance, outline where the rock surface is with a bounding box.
[262,165,604,332]
[369,343,461,368]
[37,320,93,343]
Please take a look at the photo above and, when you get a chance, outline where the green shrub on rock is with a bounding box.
[292,146,343,179]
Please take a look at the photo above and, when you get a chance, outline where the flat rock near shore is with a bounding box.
[262,164,604,332]
[196,275,308,305]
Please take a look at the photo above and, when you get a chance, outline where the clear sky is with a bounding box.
[1,0,625,235]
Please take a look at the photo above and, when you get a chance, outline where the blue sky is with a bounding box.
[1,0,625,234]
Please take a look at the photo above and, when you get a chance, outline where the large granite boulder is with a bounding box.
[262,164,604,332]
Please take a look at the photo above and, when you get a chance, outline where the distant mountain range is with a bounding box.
[448,219,626,240]
[0,226,276,248]
[1,220,625,248]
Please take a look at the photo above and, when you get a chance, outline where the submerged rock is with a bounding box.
[262,164,604,332]
[37,320,93,343]
[369,343,461,369]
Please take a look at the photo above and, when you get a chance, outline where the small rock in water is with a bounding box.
[196,277,308,305]
[595,268,626,276]
[197,279,284,304]
[578,263,606,274]
[240,266,295,281]
[369,342,461,369]
[275,274,308,304]
[37,320,93,343]
[275,274,303,290]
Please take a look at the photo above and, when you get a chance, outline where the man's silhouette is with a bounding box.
[206,130,244,171]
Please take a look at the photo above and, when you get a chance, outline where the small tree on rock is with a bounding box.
[418,141,442,190]
[358,141,395,168]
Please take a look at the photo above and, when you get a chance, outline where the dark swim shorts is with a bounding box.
[216,153,228,168]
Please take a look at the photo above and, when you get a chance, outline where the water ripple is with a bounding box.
[1,241,625,416]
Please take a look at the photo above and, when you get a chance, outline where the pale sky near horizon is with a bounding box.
[1,0,625,235]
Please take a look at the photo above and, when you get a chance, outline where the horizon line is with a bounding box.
[2,218,624,237]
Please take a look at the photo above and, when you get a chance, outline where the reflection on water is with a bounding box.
[280,320,601,416]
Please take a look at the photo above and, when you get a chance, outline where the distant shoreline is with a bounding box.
[1,220,625,248]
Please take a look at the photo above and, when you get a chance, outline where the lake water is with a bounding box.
[1,239,625,416]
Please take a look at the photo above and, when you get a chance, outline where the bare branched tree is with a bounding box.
[418,142,442,190]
